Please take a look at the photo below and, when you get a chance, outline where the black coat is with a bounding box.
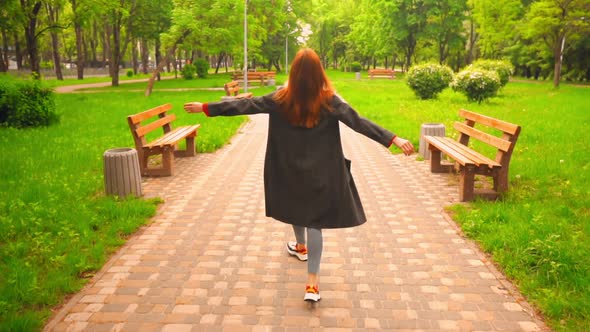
[206,92,395,229]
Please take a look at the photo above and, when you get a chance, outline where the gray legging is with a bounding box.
[292,226,323,274]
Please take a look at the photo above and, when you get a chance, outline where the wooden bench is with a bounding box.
[231,71,276,85]
[127,104,200,177]
[369,68,395,79]
[222,81,253,99]
[423,110,521,201]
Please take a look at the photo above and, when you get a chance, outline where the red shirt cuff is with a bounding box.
[388,135,397,148]
[202,103,210,117]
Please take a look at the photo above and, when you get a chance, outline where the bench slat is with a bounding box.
[145,125,200,148]
[439,137,501,168]
[454,122,512,152]
[424,136,474,166]
[128,103,172,124]
[459,109,520,135]
[136,113,176,138]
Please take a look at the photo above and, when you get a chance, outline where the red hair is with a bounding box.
[273,48,334,128]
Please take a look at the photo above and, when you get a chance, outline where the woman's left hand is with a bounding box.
[184,102,203,113]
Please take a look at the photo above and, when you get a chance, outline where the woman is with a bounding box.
[184,48,414,302]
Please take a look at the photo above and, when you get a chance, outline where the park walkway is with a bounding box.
[45,115,548,331]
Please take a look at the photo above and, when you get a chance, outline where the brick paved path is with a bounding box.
[45,115,548,331]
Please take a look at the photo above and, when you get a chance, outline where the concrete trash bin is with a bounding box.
[103,148,142,197]
[419,123,446,160]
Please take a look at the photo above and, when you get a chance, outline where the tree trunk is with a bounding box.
[111,12,121,86]
[74,22,84,79]
[23,1,43,78]
[141,38,149,74]
[466,18,477,65]
[215,52,224,74]
[14,32,23,69]
[155,38,162,80]
[131,38,138,74]
[46,3,63,80]
[50,30,63,80]
[145,30,191,96]
[553,34,565,88]
[71,0,85,79]
[0,29,8,72]
[103,21,110,69]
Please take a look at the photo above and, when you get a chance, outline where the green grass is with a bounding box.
[331,74,589,331]
[1,71,589,331]
[0,79,273,330]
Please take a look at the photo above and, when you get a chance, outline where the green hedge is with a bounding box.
[470,59,513,87]
[194,59,210,79]
[406,63,454,99]
[0,75,58,128]
[181,64,196,80]
[451,68,501,103]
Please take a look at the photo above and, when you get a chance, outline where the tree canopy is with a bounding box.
[1,0,589,86]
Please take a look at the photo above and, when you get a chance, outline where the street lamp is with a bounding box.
[244,0,248,92]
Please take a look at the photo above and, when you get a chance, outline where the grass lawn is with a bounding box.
[0,71,588,331]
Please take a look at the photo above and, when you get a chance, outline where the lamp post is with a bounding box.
[244,0,248,92]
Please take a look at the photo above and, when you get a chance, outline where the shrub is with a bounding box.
[126,70,133,77]
[194,59,210,78]
[451,68,501,103]
[0,76,58,128]
[470,59,513,87]
[181,64,196,80]
[350,61,362,73]
[406,63,454,99]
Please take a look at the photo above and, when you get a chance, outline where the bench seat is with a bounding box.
[145,125,201,150]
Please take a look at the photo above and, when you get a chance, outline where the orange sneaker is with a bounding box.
[286,242,308,261]
[304,285,321,302]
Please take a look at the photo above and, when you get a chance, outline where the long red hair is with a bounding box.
[273,48,334,128]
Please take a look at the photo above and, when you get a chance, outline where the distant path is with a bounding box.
[54,77,175,94]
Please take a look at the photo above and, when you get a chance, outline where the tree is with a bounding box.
[0,0,22,72]
[471,0,524,59]
[45,0,66,80]
[104,0,137,86]
[425,0,467,64]
[20,0,44,77]
[379,0,429,71]
[523,0,590,87]
[68,0,94,79]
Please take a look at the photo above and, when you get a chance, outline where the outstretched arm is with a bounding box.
[184,94,275,117]
[332,95,415,155]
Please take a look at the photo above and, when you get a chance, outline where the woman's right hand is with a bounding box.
[184,102,203,113]
[393,136,415,156]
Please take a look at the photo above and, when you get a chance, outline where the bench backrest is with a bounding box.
[369,69,393,73]
[455,109,521,166]
[232,71,276,79]
[127,103,176,147]
[224,81,241,96]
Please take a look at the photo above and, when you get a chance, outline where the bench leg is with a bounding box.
[460,165,476,202]
[429,148,452,173]
[161,147,174,176]
[185,136,196,156]
[173,135,197,158]
[493,169,509,194]
[139,150,149,176]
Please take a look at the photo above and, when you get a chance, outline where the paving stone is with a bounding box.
[43,116,548,331]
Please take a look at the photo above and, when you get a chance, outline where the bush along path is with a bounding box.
[44,115,549,331]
